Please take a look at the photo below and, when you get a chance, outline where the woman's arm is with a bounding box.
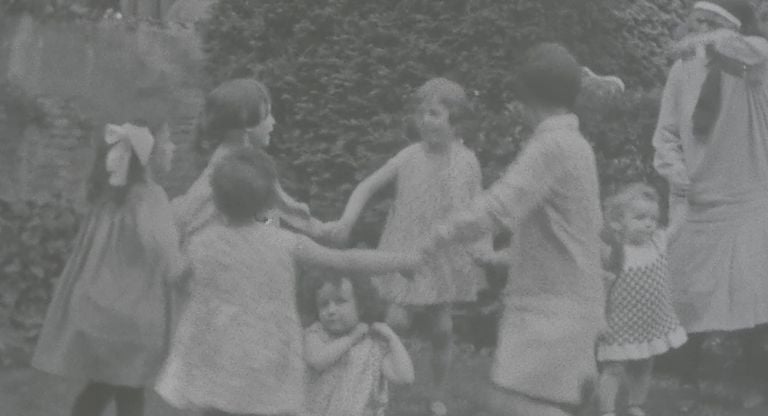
[430,135,569,249]
[652,61,689,197]
[294,235,419,276]
[372,323,415,384]
[304,323,369,371]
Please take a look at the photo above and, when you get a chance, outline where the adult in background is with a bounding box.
[423,43,605,416]
[653,0,768,407]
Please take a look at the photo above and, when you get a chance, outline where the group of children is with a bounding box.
[29,40,693,416]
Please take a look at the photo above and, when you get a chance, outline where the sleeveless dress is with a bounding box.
[32,181,184,387]
[305,323,389,416]
[155,224,307,415]
[375,142,488,305]
[653,35,768,332]
[597,232,687,362]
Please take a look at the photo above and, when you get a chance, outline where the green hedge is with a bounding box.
[199,0,679,244]
[0,198,80,339]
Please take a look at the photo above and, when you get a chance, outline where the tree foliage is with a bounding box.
[200,0,686,242]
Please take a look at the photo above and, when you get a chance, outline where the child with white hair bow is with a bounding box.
[32,120,186,416]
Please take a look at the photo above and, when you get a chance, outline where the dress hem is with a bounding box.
[598,326,687,361]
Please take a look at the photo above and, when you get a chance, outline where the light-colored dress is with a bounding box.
[169,145,313,327]
[598,232,687,362]
[653,35,768,333]
[375,141,488,305]
[32,181,183,387]
[305,323,389,416]
[452,114,605,406]
[155,223,307,415]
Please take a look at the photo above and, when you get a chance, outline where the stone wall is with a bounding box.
[0,14,208,205]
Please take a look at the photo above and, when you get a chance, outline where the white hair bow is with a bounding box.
[104,123,155,186]
[581,67,626,93]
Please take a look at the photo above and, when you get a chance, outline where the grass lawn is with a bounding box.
[1,340,767,416]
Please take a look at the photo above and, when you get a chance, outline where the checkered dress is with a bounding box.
[597,233,687,362]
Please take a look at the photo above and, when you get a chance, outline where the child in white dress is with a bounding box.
[324,78,489,416]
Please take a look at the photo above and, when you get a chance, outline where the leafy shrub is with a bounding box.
[0,197,80,340]
[0,81,46,129]
[200,0,681,243]
[576,88,668,204]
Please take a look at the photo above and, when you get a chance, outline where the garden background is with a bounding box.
[2,1,768,415]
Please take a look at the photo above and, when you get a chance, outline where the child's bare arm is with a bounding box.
[274,182,311,220]
[295,236,419,276]
[304,323,369,371]
[372,323,415,384]
[328,158,399,243]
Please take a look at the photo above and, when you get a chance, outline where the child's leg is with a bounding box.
[70,382,115,416]
[597,361,624,415]
[625,358,653,411]
[113,386,145,416]
[427,304,454,411]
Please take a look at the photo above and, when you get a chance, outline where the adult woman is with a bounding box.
[653,0,768,406]
[424,43,605,416]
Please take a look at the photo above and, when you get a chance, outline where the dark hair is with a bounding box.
[210,147,278,224]
[196,78,272,161]
[309,274,386,324]
[86,122,157,205]
[406,77,477,142]
[516,43,582,110]
[692,0,762,140]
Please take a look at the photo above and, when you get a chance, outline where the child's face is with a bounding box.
[247,111,276,148]
[616,199,659,246]
[317,279,360,336]
[415,97,455,146]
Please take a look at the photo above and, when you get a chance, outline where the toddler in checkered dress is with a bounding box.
[596,183,688,416]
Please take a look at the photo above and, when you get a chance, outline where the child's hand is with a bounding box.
[398,253,422,281]
[471,249,502,268]
[421,224,453,259]
[371,322,397,341]
[319,221,352,245]
[350,322,369,341]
